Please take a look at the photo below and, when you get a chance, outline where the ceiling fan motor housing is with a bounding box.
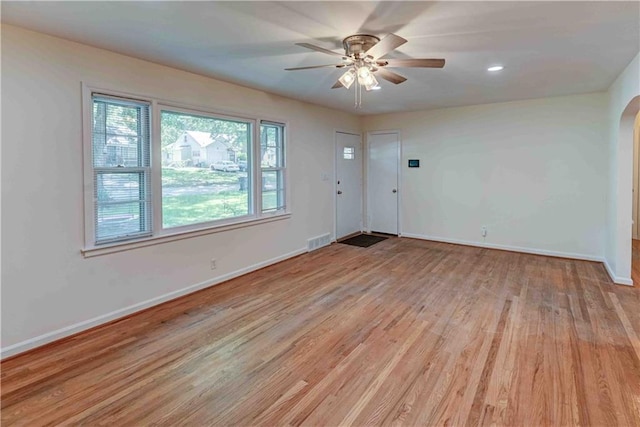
[343,34,380,58]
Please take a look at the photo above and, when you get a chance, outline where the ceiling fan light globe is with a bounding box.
[358,74,376,86]
[364,75,380,91]
[357,66,371,79]
[338,69,355,89]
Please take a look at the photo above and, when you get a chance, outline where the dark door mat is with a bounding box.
[339,234,388,248]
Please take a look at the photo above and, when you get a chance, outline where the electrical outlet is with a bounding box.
[481,226,487,237]
[210,259,217,270]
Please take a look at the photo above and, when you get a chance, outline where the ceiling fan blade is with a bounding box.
[285,64,346,71]
[379,58,446,68]
[364,33,407,59]
[331,80,344,89]
[296,42,346,58]
[375,68,407,85]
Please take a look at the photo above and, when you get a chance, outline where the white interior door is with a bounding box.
[368,132,399,235]
[336,132,363,239]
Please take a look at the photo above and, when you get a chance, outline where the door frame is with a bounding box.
[634,115,639,240]
[334,129,364,241]
[365,130,402,236]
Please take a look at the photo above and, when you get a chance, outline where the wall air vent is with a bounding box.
[307,233,331,252]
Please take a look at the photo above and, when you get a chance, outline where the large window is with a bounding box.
[85,89,287,248]
[160,109,252,229]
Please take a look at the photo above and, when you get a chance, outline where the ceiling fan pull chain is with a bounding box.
[354,79,357,108]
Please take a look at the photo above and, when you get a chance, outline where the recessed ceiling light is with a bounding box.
[371,85,382,91]
[487,65,504,72]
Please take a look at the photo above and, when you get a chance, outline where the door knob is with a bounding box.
[337,190,343,195]
[392,189,397,193]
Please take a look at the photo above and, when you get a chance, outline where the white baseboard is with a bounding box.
[602,259,634,286]
[401,232,603,261]
[1,247,307,360]
[400,233,633,286]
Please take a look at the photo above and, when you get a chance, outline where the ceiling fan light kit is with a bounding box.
[287,33,446,108]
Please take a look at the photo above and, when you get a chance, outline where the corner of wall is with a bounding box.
[605,52,640,282]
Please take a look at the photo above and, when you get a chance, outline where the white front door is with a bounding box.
[336,132,363,239]
[368,132,399,235]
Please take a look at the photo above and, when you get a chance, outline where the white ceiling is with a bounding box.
[2,1,639,115]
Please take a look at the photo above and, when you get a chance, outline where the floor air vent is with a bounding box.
[307,233,331,252]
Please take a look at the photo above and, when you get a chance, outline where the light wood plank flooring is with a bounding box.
[2,238,640,426]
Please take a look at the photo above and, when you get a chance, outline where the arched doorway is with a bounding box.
[631,111,640,283]
[615,95,640,285]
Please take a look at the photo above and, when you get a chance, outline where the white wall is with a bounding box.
[605,53,640,285]
[0,25,359,356]
[362,93,608,260]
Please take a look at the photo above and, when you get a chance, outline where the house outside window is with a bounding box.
[160,109,252,229]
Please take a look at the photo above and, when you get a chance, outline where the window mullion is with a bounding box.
[151,101,163,235]
[94,167,149,173]
[254,120,262,217]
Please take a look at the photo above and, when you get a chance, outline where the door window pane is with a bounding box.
[343,147,355,160]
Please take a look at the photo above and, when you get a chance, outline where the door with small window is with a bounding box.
[336,131,363,239]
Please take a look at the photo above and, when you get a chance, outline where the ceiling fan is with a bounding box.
[285,33,445,107]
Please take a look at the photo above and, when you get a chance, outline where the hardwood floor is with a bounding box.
[2,238,640,426]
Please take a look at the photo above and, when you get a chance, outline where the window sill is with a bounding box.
[82,212,291,258]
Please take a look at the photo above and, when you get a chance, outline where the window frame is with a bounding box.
[82,84,290,256]
[155,104,258,235]
[260,120,287,214]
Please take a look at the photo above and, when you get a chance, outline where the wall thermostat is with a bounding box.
[408,159,420,168]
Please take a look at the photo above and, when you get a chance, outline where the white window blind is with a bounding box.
[91,94,151,244]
